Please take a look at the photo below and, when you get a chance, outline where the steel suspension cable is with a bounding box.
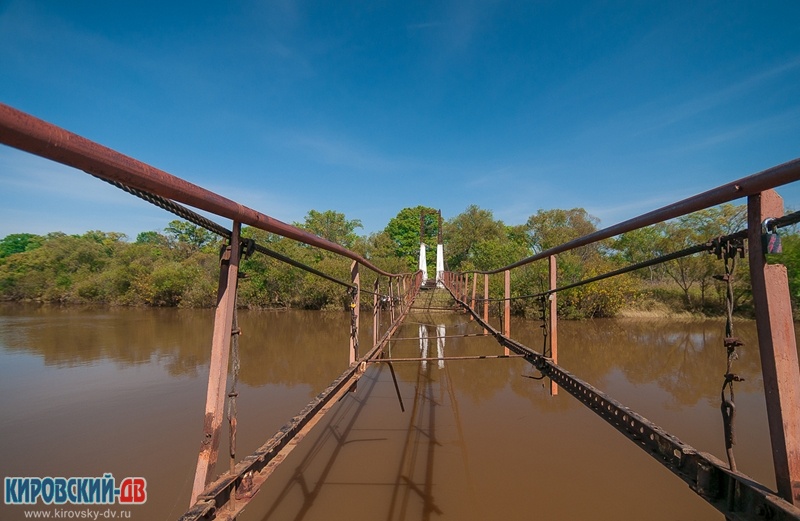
[94,174,402,296]
[468,229,750,303]
[469,210,800,305]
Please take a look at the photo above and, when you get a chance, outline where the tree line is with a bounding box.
[1,204,798,318]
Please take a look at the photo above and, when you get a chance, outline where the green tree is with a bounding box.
[661,204,746,310]
[356,231,412,275]
[136,231,170,246]
[526,208,599,255]
[164,220,220,252]
[523,207,636,318]
[775,229,800,308]
[613,225,667,281]
[0,233,43,258]
[297,209,363,249]
[444,205,514,270]
[384,206,439,270]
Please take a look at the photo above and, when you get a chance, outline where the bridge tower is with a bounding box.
[418,209,444,288]
[418,212,429,283]
[436,210,444,287]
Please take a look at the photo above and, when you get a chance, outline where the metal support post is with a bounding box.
[747,189,800,505]
[483,274,489,334]
[405,277,410,311]
[392,278,398,314]
[503,270,511,336]
[549,255,559,396]
[504,270,511,355]
[397,275,408,313]
[373,278,380,347]
[470,273,477,320]
[389,276,396,323]
[190,222,242,505]
[350,261,360,366]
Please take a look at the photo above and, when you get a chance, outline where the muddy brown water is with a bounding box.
[0,303,792,520]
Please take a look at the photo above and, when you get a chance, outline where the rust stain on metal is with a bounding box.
[748,190,800,506]
[201,412,214,446]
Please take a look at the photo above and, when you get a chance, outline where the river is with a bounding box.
[0,304,790,520]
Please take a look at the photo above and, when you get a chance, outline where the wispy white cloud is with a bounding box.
[271,130,435,175]
[201,177,309,226]
[465,166,520,189]
[0,149,195,237]
[0,150,144,207]
[672,105,800,154]
[407,21,447,31]
[641,55,800,133]
[585,192,696,228]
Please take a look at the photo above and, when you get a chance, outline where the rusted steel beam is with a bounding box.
[470,273,477,321]
[389,276,396,323]
[748,190,800,505]
[349,262,360,366]
[402,276,409,312]
[476,158,800,274]
[373,278,380,347]
[549,255,558,397]
[503,270,511,357]
[0,103,398,277]
[179,273,423,521]
[190,223,242,505]
[503,270,511,335]
[483,274,489,334]
[443,283,800,521]
[371,354,526,362]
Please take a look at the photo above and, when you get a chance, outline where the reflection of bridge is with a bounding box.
[1,103,800,520]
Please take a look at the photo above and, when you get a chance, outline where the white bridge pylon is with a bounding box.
[418,242,445,287]
[436,243,444,288]
[419,209,444,288]
[418,242,428,283]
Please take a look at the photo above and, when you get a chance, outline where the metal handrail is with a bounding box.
[0,102,401,277]
[472,157,800,274]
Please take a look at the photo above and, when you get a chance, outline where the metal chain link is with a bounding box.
[349,287,359,356]
[711,237,745,472]
[226,243,243,474]
[539,295,550,358]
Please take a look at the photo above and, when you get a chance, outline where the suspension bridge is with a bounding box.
[1,102,799,520]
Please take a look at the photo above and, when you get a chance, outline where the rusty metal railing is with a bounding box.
[479,158,800,274]
[0,102,423,519]
[0,102,397,277]
[445,159,800,517]
[3,101,799,519]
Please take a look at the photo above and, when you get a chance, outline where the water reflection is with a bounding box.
[511,317,767,408]
[253,322,480,521]
[0,304,791,521]
[0,304,783,413]
[0,304,213,374]
[417,323,446,369]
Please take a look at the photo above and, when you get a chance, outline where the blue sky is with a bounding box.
[1,1,799,240]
